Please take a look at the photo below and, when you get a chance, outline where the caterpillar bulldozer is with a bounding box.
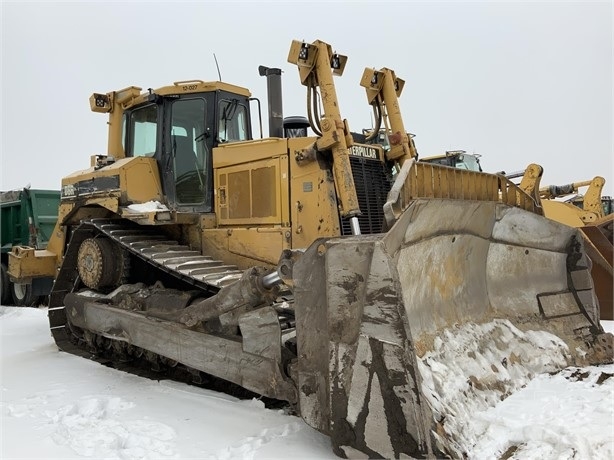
[8,39,613,458]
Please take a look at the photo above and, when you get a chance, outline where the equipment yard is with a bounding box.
[2,3,612,458]
[1,35,612,458]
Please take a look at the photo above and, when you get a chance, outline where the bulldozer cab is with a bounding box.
[122,86,252,212]
[420,150,483,171]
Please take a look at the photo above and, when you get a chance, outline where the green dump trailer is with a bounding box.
[1,189,60,306]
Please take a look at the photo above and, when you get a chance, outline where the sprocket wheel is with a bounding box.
[77,237,127,290]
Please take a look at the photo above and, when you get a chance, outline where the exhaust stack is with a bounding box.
[258,65,283,138]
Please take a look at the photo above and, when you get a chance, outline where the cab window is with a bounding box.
[218,99,248,143]
[456,154,482,172]
[129,104,157,157]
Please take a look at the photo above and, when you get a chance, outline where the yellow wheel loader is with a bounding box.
[8,39,613,458]
[539,178,613,320]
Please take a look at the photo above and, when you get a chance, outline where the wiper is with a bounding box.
[221,99,239,122]
[219,100,239,143]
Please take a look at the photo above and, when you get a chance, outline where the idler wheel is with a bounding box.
[77,238,125,289]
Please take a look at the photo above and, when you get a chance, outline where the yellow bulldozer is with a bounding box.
[8,39,613,458]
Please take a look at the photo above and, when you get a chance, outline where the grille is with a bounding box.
[340,156,393,235]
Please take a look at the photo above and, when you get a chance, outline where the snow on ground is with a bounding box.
[470,365,613,459]
[418,319,613,459]
[1,306,612,460]
[0,307,334,460]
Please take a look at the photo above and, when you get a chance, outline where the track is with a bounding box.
[47,218,253,382]
[89,218,243,289]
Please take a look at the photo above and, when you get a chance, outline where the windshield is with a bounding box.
[455,154,482,172]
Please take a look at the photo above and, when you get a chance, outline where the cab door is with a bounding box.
[164,96,214,212]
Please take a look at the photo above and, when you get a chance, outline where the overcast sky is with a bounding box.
[1,1,612,195]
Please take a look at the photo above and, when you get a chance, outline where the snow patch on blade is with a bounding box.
[417,319,571,457]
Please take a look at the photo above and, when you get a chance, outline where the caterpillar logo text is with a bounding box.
[349,145,379,159]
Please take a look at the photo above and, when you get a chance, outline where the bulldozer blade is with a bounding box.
[292,198,612,459]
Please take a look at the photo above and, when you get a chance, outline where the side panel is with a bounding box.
[202,227,290,269]
[216,156,288,226]
[61,157,163,206]
[122,158,164,204]
[288,138,342,248]
[209,138,293,268]
[213,137,343,251]
[213,139,290,227]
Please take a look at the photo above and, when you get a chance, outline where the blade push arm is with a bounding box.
[288,40,361,228]
[360,67,417,165]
